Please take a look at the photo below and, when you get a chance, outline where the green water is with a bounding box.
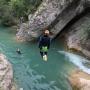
[0,26,76,90]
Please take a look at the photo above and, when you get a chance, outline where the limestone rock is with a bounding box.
[69,70,90,90]
[65,12,90,58]
[16,0,85,41]
[0,54,16,90]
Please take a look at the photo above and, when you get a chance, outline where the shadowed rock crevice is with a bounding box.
[56,7,90,38]
[63,9,90,59]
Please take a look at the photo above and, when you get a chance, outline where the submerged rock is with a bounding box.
[69,70,90,90]
[16,0,85,41]
[0,54,16,90]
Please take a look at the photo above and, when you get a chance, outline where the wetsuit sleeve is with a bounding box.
[47,37,51,49]
[38,36,42,49]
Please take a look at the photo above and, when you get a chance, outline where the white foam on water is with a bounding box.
[58,51,90,74]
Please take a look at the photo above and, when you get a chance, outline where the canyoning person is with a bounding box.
[16,48,22,54]
[38,29,51,61]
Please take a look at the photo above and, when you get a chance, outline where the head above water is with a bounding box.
[17,48,20,51]
[44,30,50,35]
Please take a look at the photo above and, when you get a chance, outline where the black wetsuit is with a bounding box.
[38,35,51,57]
[16,50,21,54]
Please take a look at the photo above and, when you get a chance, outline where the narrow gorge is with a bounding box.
[0,0,90,90]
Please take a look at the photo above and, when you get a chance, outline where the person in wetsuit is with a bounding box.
[16,48,22,54]
[38,30,51,61]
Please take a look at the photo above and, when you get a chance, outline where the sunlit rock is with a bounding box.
[0,54,16,90]
[69,70,90,90]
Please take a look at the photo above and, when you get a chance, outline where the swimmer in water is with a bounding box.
[16,48,22,54]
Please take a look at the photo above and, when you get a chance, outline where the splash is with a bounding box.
[58,51,90,74]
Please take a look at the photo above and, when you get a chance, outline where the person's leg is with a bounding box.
[40,47,43,58]
[44,52,47,55]
[40,51,43,58]
[43,52,48,61]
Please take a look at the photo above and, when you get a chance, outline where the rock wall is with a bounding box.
[86,0,90,7]
[69,70,90,90]
[0,54,16,90]
[64,11,90,59]
[16,0,85,41]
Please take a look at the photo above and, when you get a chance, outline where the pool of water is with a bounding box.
[0,26,85,90]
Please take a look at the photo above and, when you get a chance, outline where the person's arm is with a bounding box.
[47,37,51,49]
[38,36,42,49]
